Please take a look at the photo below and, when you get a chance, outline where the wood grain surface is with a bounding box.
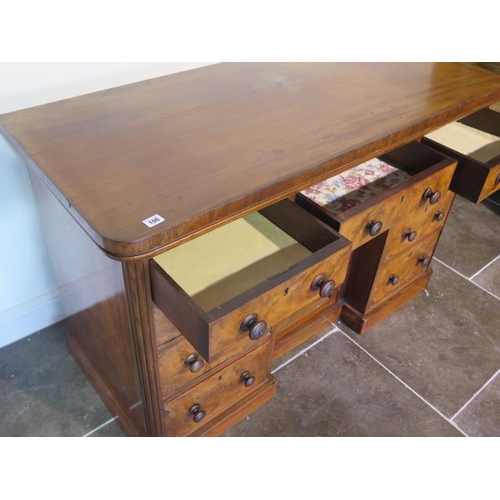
[2,63,500,258]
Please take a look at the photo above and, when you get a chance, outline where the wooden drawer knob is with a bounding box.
[388,274,400,286]
[311,274,336,298]
[402,228,417,242]
[240,371,256,387]
[422,188,441,205]
[240,313,267,341]
[434,211,445,222]
[418,255,431,268]
[189,403,206,423]
[184,353,204,373]
[366,220,383,237]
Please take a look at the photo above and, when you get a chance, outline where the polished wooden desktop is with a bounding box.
[2,63,499,436]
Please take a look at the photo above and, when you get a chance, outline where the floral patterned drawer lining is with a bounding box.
[300,158,410,215]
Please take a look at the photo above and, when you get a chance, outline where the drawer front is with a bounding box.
[296,142,457,250]
[479,162,500,201]
[163,341,271,437]
[208,243,351,362]
[151,198,351,363]
[424,138,500,203]
[157,335,216,400]
[368,232,440,307]
[423,108,500,203]
[326,154,453,251]
[336,194,401,249]
[384,185,455,261]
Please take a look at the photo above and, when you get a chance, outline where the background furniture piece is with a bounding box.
[1,63,499,436]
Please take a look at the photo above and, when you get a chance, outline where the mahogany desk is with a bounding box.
[2,63,500,436]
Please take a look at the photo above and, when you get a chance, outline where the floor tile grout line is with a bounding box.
[451,367,500,421]
[336,326,469,436]
[433,257,500,302]
[82,415,118,437]
[433,257,480,281]
[469,253,500,281]
[485,197,500,208]
[82,401,141,437]
[271,326,339,375]
[82,307,489,437]
[467,280,500,304]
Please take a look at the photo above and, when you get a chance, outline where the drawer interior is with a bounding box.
[154,211,312,311]
[299,158,410,216]
[299,142,449,217]
[425,121,500,164]
[421,108,500,203]
[152,199,346,312]
[150,198,350,362]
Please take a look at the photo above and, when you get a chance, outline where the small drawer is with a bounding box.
[423,107,500,203]
[163,341,271,437]
[157,328,261,400]
[296,142,457,249]
[383,187,455,261]
[368,232,439,307]
[151,198,351,363]
[157,335,214,400]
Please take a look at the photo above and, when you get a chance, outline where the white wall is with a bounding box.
[0,62,216,348]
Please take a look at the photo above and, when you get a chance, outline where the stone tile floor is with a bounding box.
[1,193,499,437]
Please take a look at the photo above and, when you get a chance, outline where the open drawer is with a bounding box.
[296,142,457,249]
[422,107,500,203]
[150,199,351,363]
